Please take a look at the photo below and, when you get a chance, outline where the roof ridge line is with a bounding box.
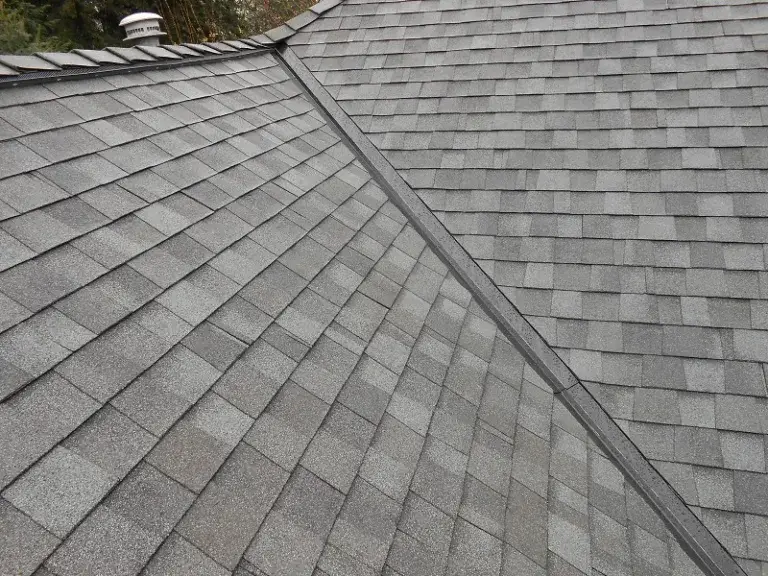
[275,43,748,576]
[0,0,345,87]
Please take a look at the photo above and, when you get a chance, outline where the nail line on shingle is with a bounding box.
[275,44,747,576]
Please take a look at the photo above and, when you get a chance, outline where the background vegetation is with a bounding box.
[0,0,315,53]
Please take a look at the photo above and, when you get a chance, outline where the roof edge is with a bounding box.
[0,45,269,89]
[275,43,748,576]
[0,0,344,86]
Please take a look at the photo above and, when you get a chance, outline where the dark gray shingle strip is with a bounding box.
[36,52,99,69]
[0,63,18,77]
[278,44,747,576]
[105,47,156,64]
[136,46,182,61]
[182,43,222,55]
[222,40,256,51]
[162,44,204,58]
[0,55,60,72]
[0,36,271,82]
[73,49,128,66]
[311,0,344,15]
[205,42,238,54]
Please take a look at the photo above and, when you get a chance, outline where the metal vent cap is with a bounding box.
[119,12,167,46]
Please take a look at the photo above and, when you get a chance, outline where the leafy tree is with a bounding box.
[0,0,317,53]
[0,0,72,53]
[248,0,315,33]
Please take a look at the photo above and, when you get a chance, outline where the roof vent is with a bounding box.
[119,12,167,47]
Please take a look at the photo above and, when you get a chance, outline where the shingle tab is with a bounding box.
[0,54,60,71]
[177,444,288,568]
[0,499,60,575]
[36,52,99,69]
[73,49,128,65]
[0,15,759,576]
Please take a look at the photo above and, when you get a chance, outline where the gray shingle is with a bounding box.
[54,319,168,401]
[0,372,99,490]
[39,154,127,195]
[63,405,155,478]
[151,156,217,189]
[215,340,297,418]
[245,379,329,469]
[46,464,193,576]
[245,466,345,576]
[156,265,239,325]
[182,321,248,372]
[327,477,400,571]
[0,141,47,180]
[209,237,274,286]
[447,519,503,576]
[177,444,289,568]
[411,435,467,518]
[674,427,723,467]
[277,288,340,345]
[291,334,359,403]
[301,403,376,493]
[240,261,306,317]
[129,233,213,289]
[53,266,160,333]
[0,173,68,213]
[21,126,108,163]
[135,193,210,236]
[146,393,251,492]
[186,209,252,253]
[111,344,220,436]
[505,480,547,568]
[4,446,113,537]
[279,236,335,281]
[143,533,229,576]
[511,425,549,498]
[0,499,60,575]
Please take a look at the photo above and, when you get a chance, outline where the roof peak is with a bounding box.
[0,0,344,85]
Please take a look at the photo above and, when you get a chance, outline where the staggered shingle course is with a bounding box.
[288,0,768,571]
[0,0,765,574]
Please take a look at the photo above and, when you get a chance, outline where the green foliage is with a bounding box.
[0,0,316,53]
[249,0,315,33]
[0,0,73,53]
[158,0,249,44]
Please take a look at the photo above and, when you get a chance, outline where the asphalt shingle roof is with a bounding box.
[287,0,768,572]
[0,0,766,575]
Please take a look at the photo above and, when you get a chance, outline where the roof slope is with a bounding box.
[288,0,768,571]
[0,0,765,574]
[0,48,708,576]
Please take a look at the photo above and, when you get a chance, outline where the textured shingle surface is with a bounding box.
[0,1,764,574]
[289,0,768,571]
[0,45,708,576]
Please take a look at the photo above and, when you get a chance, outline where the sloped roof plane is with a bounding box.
[0,1,766,575]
